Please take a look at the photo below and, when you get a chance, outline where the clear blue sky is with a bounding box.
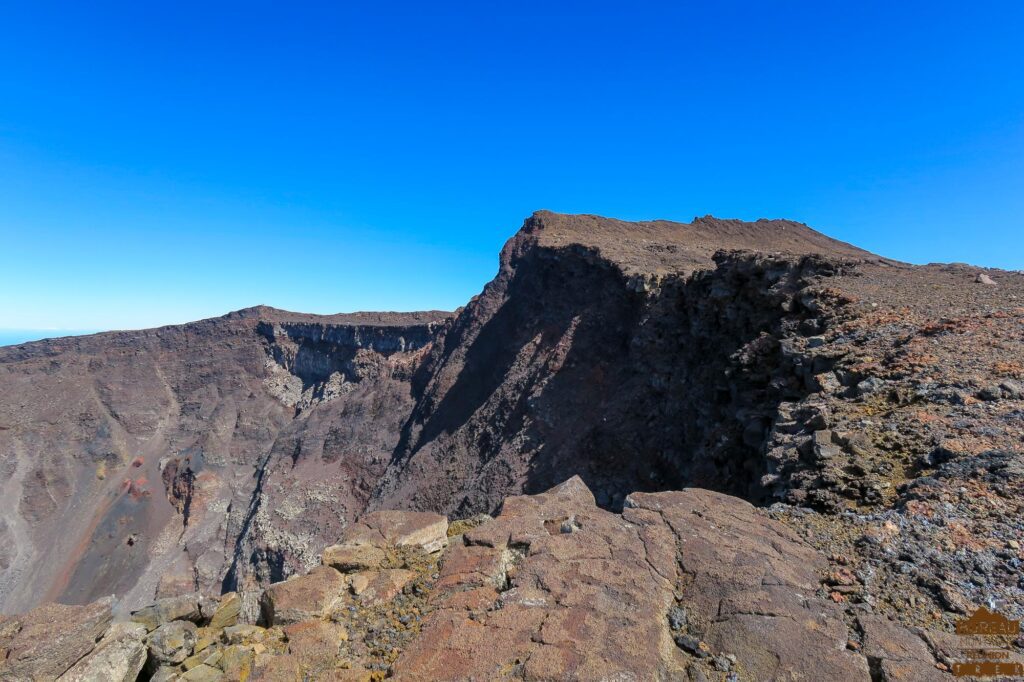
[1,2,1022,338]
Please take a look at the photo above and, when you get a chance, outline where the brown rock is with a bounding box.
[343,510,449,553]
[859,616,934,662]
[394,477,673,679]
[347,573,371,595]
[357,568,416,606]
[0,598,113,680]
[260,566,348,626]
[390,478,874,681]
[322,543,386,573]
[433,543,505,593]
[281,620,349,673]
[627,489,870,681]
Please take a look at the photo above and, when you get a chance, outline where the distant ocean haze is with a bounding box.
[0,329,99,346]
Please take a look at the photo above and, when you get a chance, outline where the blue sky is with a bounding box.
[1,2,1022,339]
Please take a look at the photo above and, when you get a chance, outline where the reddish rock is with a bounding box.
[393,477,677,680]
[260,566,348,625]
[342,510,449,553]
[357,569,416,606]
[390,478,886,680]
[281,620,349,674]
[433,543,505,593]
[321,543,386,573]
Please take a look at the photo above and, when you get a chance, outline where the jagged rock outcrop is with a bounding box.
[1,211,1022,678]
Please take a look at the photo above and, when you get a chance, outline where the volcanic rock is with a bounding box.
[259,565,348,626]
[205,592,240,631]
[0,598,113,680]
[341,510,449,553]
[147,620,198,666]
[131,594,203,632]
[57,621,148,682]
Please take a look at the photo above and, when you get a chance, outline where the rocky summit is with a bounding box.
[1,211,1022,680]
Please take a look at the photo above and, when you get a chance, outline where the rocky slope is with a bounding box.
[5,478,1021,681]
[0,307,447,613]
[1,210,1022,679]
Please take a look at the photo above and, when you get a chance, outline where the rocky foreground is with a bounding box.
[6,476,1013,681]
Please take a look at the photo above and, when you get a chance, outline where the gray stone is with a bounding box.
[1000,379,1023,399]
[979,385,1003,401]
[148,620,198,666]
[58,622,148,682]
[0,598,113,680]
[130,593,202,632]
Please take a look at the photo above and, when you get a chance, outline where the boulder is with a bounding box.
[343,510,449,553]
[193,625,220,655]
[148,620,198,666]
[322,543,386,573]
[259,565,348,626]
[130,593,203,632]
[357,569,416,606]
[207,592,241,630]
[223,623,268,646]
[58,621,148,682]
[180,663,225,681]
[394,476,672,680]
[281,620,349,673]
[391,477,878,681]
[0,597,113,680]
[627,489,871,681]
[218,644,255,679]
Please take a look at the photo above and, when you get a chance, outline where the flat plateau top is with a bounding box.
[524,210,879,275]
